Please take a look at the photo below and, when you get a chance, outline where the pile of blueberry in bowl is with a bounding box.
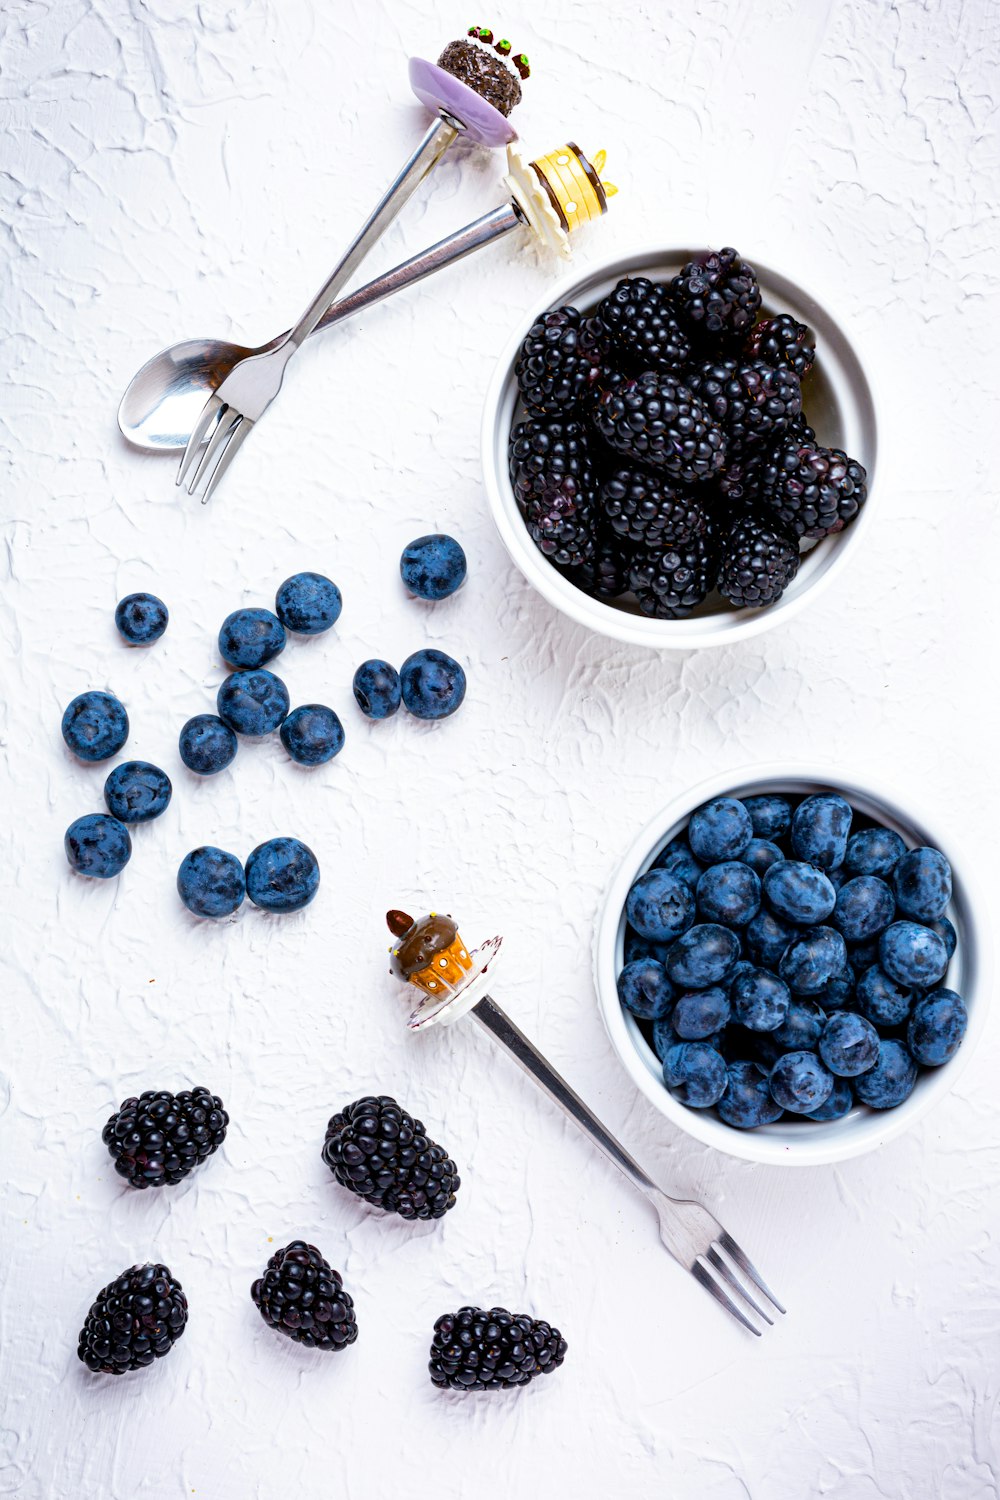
[595,770,986,1166]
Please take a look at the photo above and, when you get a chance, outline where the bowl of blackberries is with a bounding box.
[483,247,877,647]
[595,767,987,1164]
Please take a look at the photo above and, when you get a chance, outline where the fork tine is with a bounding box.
[706,1246,773,1325]
[187,406,242,496]
[199,416,253,505]
[718,1230,786,1315]
[691,1259,761,1336]
[177,395,224,488]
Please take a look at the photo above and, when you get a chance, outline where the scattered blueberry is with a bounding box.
[626,868,696,943]
[845,825,906,878]
[651,836,703,890]
[400,649,467,721]
[740,838,784,877]
[65,813,131,878]
[731,967,790,1031]
[717,1060,784,1129]
[687,797,753,862]
[807,1075,854,1121]
[617,958,673,1020]
[217,670,290,736]
[61,691,129,762]
[856,966,914,1027]
[742,794,792,841]
[907,989,968,1066]
[818,1011,880,1076]
[671,986,731,1039]
[400,534,467,601]
[352,659,402,720]
[745,908,796,968]
[115,592,168,645]
[245,837,320,913]
[853,1039,918,1109]
[763,860,837,925]
[696,861,761,926]
[178,714,238,776]
[769,1051,834,1113]
[790,794,852,871]
[280,704,345,766]
[892,847,953,923]
[665,924,741,989]
[103,761,172,822]
[778,927,848,995]
[274,572,342,634]
[177,846,245,918]
[772,998,825,1051]
[662,1042,727,1108]
[218,607,286,669]
[879,921,949,988]
[832,875,895,943]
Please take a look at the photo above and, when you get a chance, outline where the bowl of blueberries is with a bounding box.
[483,245,878,648]
[595,767,988,1165]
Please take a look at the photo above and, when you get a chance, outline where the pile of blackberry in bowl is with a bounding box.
[486,248,877,648]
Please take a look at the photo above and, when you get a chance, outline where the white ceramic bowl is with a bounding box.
[594,765,989,1166]
[482,246,879,649]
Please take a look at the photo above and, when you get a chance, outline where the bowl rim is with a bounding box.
[481,241,881,650]
[593,762,991,1166]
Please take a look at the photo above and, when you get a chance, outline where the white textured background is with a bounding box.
[3,1,1000,1496]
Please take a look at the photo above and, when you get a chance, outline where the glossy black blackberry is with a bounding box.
[509,416,597,567]
[600,466,709,548]
[514,306,605,414]
[668,247,762,346]
[251,1241,357,1351]
[760,438,868,538]
[102,1086,228,1189]
[322,1095,460,1220]
[78,1262,187,1375]
[561,530,634,599]
[747,313,816,378]
[429,1306,567,1391]
[592,277,691,373]
[717,513,801,608]
[686,358,801,456]
[716,411,816,513]
[592,371,726,483]
[628,530,720,618]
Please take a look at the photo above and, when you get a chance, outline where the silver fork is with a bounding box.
[176,113,459,503]
[471,995,786,1335]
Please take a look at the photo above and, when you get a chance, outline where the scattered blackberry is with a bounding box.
[251,1241,357,1352]
[322,1095,460,1220]
[717,513,801,608]
[668,247,762,346]
[687,358,801,456]
[102,1087,229,1189]
[514,306,604,414]
[628,530,720,618]
[600,466,709,548]
[760,438,868,538]
[429,1306,567,1392]
[747,313,816,378]
[78,1263,187,1375]
[592,277,691,373]
[592,371,726,483]
[561,531,634,599]
[509,416,597,567]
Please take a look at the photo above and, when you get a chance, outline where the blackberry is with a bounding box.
[322,1094,460,1220]
[747,313,815,378]
[102,1087,229,1189]
[717,513,801,608]
[592,277,691,373]
[78,1263,187,1375]
[561,530,634,599]
[628,530,720,618]
[251,1241,357,1352]
[429,1306,567,1392]
[760,438,868,538]
[509,416,597,567]
[686,358,801,456]
[514,306,605,414]
[668,247,762,346]
[600,466,709,548]
[716,411,816,513]
[592,371,726,483]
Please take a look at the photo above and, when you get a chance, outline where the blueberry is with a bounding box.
[352,659,402,720]
[745,908,796,967]
[65,813,131,878]
[818,1010,880,1076]
[742,793,792,841]
[687,797,753,862]
[790,793,852,870]
[769,1051,835,1113]
[880,921,949,988]
[731,967,790,1031]
[217,669,290,736]
[848,937,880,974]
[114,592,168,645]
[807,1075,854,1121]
[623,926,669,966]
[178,714,238,775]
[651,836,703,890]
[696,861,761,926]
[666,924,741,989]
[103,761,172,822]
[853,1039,918,1109]
[856,966,914,1027]
[626,868,696,943]
[617,958,673,1020]
[400,648,466,720]
[724,1023,782,1070]
[845,825,906,878]
[739,838,784,877]
[764,860,837,925]
[177,846,245,918]
[671,986,731,1039]
[61,691,129,762]
[400,533,467,601]
[279,704,345,766]
[772,998,825,1051]
[907,989,968,1066]
[662,1042,728,1108]
[651,1018,676,1061]
[832,875,895,944]
[815,962,857,1011]
[928,915,957,960]
[218,607,286,669]
[779,927,848,996]
[717,1060,785,1128]
[245,836,320,913]
[892,847,953,923]
[274,572,342,634]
